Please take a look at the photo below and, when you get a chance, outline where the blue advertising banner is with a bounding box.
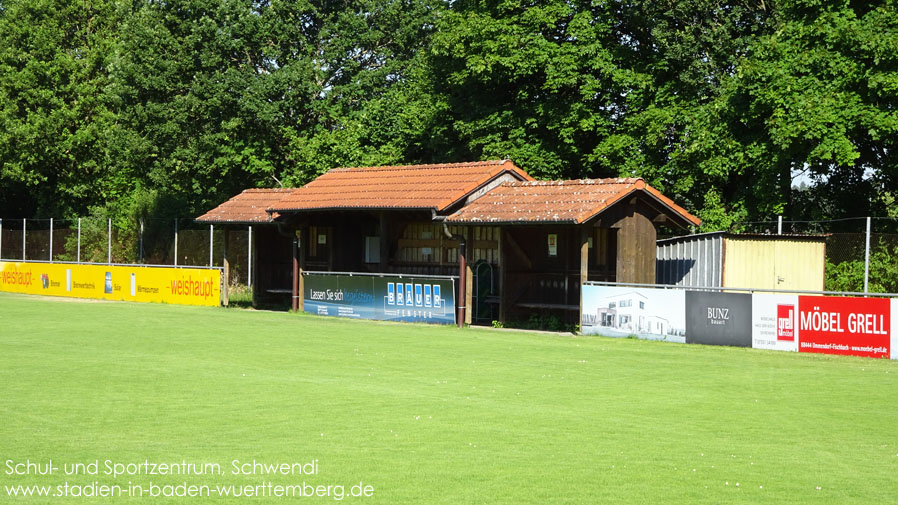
[303,273,456,325]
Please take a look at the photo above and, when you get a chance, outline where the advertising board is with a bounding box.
[303,274,456,325]
[751,294,800,352]
[581,285,686,342]
[583,283,898,360]
[797,295,890,358]
[685,292,752,347]
[0,261,222,306]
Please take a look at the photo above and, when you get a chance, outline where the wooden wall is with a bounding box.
[393,223,500,275]
[594,198,658,284]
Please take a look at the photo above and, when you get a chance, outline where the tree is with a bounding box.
[0,0,118,217]
[679,1,898,227]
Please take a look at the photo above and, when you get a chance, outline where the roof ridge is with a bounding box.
[328,160,510,172]
[503,177,643,187]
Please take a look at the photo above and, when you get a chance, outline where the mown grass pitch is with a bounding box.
[1,293,896,504]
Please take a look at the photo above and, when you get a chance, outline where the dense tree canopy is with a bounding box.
[1,0,896,230]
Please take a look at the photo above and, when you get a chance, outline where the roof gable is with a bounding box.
[445,178,701,227]
[268,160,532,213]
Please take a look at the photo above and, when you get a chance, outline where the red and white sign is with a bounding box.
[777,304,796,341]
[751,294,799,352]
[798,296,890,358]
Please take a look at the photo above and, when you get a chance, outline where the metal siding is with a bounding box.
[722,237,825,290]
[722,238,776,289]
[656,234,723,287]
[773,239,826,290]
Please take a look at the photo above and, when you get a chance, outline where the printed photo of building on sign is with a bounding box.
[582,286,686,343]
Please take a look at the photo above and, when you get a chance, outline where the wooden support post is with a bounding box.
[299,227,307,312]
[247,225,253,287]
[222,229,230,306]
[292,234,299,312]
[464,226,473,325]
[579,226,589,333]
[498,227,506,323]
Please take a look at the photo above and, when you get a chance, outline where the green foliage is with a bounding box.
[0,0,119,217]
[825,240,898,293]
[2,1,898,229]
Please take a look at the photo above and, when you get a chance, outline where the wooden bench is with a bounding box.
[515,302,579,312]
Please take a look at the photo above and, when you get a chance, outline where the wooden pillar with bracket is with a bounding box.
[299,227,307,312]
[579,226,589,332]
[498,227,506,323]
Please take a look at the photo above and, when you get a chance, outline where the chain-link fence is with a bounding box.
[734,216,898,294]
[0,217,253,287]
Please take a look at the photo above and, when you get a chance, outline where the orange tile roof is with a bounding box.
[196,188,295,223]
[268,160,533,213]
[445,178,701,226]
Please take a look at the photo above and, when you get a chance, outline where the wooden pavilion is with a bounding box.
[197,160,700,325]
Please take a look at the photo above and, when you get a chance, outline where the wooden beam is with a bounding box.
[498,227,506,323]
[464,226,473,325]
[579,226,589,333]
[504,232,532,270]
[292,233,299,312]
[299,227,307,312]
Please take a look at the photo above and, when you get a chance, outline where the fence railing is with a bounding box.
[0,217,255,287]
[733,216,898,294]
[584,280,898,298]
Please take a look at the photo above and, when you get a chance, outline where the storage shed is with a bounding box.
[656,232,826,291]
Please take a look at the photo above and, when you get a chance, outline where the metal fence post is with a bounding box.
[22,218,26,260]
[77,218,81,263]
[864,216,871,293]
[139,218,144,264]
[777,215,782,235]
[49,217,53,262]
[107,218,112,264]
[248,225,253,286]
[209,224,214,267]
[174,219,179,266]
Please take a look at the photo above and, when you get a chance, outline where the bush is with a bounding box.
[826,241,898,294]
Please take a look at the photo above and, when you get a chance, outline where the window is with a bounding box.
[620,299,632,308]
[608,302,616,309]
[639,301,645,309]
[365,236,380,263]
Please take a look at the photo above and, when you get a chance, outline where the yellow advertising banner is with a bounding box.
[0,261,221,307]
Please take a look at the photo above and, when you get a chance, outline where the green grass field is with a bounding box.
[1,293,897,504]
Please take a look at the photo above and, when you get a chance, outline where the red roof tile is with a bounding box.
[445,178,701,226]
[196,188,295,224]
[268,160,532,213]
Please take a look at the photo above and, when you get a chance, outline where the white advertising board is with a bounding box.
[751,294,799,352]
